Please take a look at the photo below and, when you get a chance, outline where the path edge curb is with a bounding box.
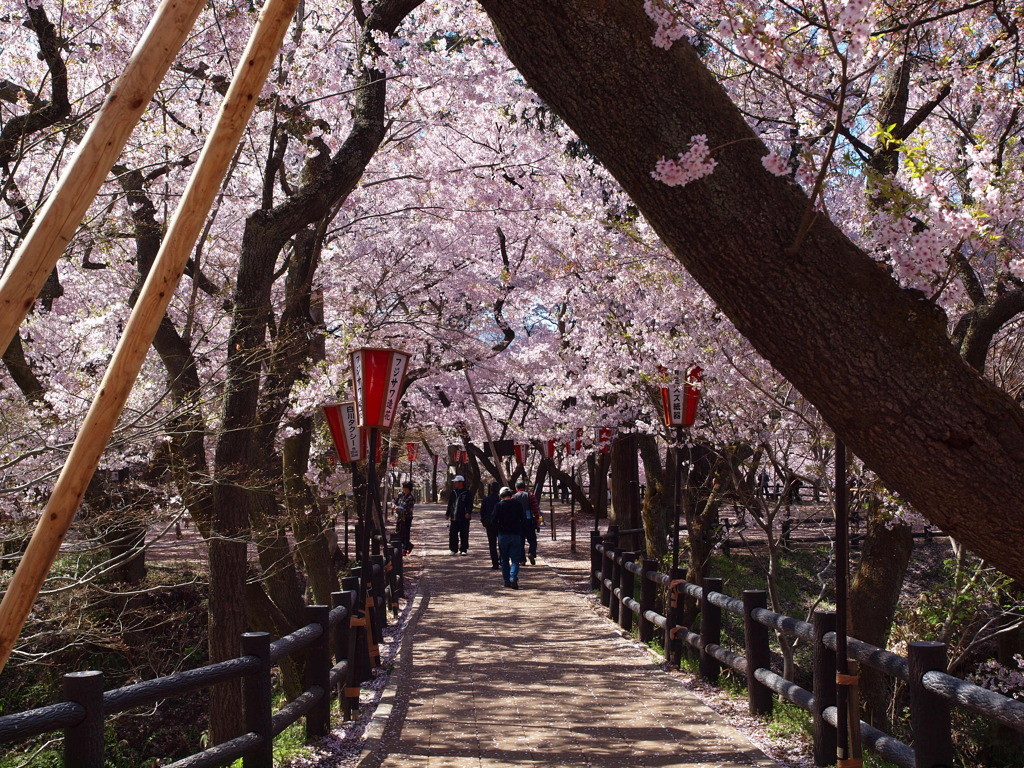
[355,578,428,768]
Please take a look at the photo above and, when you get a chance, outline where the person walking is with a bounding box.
[446,474,472,555]
[494,486,526,589]
[393,481,416,554]
[479,480,501,569]
[513,478,539,565]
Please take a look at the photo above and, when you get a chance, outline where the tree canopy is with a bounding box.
[1,0,1023,681]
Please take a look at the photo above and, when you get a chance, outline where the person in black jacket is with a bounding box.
[494,486,526,589]
[446,475,472,555]
[393,481,416,554]
[479,481,501,570]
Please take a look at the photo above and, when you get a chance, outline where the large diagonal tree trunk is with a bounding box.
[478,0,1024,581]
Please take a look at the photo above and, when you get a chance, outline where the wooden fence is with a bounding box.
[591,529,1024,768]
[0,545,405,768]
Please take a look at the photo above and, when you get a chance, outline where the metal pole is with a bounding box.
[672,425,683,570]
[361,432,378,611]
[834,437,850,763]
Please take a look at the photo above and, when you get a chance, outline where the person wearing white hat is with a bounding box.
[446,474,472,555]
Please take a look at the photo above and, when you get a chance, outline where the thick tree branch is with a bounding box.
[479,0,1024,581]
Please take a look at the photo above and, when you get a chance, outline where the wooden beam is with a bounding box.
[0,0,207,353]
[0,0,301,673]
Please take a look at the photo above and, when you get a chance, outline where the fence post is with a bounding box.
[665,566,686,668]
[371,554,388,630]
[743,590,772,716]
[639,558,657,644]
[389,535,405,600]
[609,548,623,623]
[590,531,602,590]
[242,631,273,768]
[63,670,104,768]
[619,551,637,633]
[700,577,723,683]
[812,610,837,767]
[331,590,357,720]
[305,605,332,738]
[599,544,613,608]
[908,641,954,768]
[343,575,373,684]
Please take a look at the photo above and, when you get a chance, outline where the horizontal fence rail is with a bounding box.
[590,529,1023,768]
[0,542,405,768]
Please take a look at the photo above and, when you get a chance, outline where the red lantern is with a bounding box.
[459,449,468,463]
[323,401,365,462]
[660,365,702,427]
[565,428,583,455]
[542,440,556,459]
[596,427,614,454]
[514,443,530,465]
[349,347,411,430]
[406,442,417,462]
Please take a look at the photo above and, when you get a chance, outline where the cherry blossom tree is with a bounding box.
[478,0,1024,583]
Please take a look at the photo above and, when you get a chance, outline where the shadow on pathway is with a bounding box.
[362,504,777,768]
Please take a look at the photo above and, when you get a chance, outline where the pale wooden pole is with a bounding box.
[0,0,301,673]
[0,0,207,354]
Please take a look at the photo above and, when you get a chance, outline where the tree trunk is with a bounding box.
[849,504,914,730]
[609,433,642,544]
[284,425,339,604]
[638,433,669,562]
[588,452,610,523]
[478,0,1024,582]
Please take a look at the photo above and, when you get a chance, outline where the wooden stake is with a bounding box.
[0,0,301,673]
[0,0,207,354]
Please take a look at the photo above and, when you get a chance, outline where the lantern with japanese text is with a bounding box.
[542,440,556,459]
[659,365,702,569]
[565,428,583,455]
[349,347,411,581]
[350,347,411,430]
[514,443,530,465]
[322,401,364,463]
[659,365,702,427]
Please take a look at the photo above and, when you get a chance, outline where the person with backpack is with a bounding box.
[513,479,539,565]
[479,481,501,570]
[494,486,526,589]
[445,474,472,555]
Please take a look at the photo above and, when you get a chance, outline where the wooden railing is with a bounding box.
[0,545,405,768]
[591,530,1024,768]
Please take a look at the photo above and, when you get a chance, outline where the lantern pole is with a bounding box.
[672,424,684,570]
[834,436,860,764]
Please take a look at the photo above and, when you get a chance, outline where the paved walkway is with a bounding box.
[362,504,776,768]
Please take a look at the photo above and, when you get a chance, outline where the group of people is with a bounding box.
[447,474,540,590]
[392,473,542,591]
